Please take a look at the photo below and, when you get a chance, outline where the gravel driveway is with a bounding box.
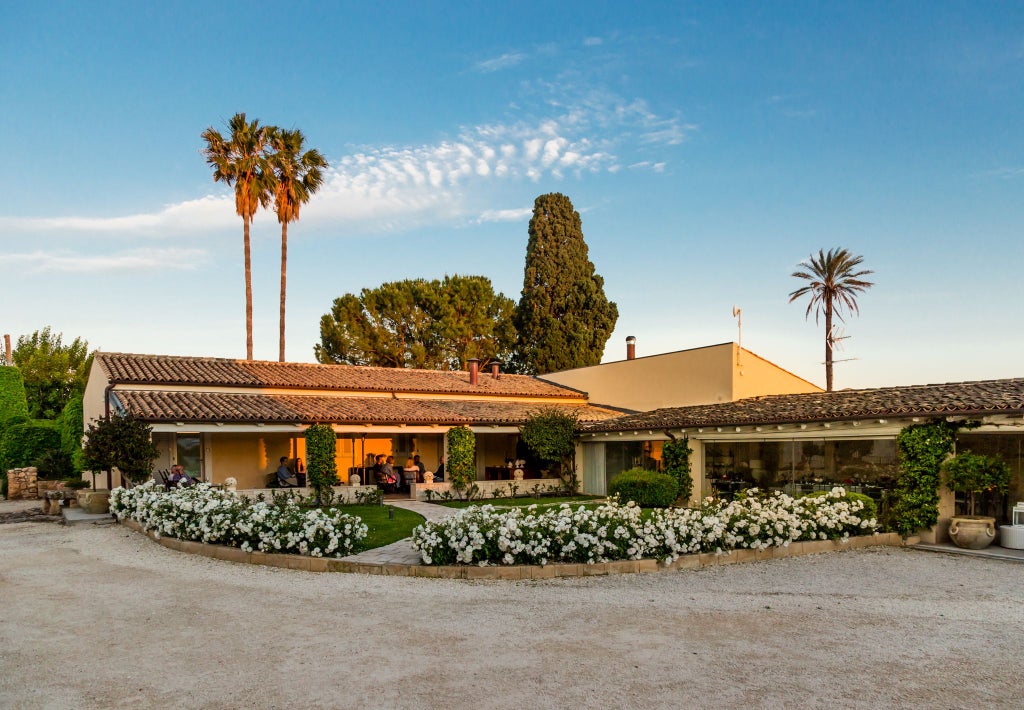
[1,507,1021,709]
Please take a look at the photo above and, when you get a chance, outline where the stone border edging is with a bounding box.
[117,518,904,579]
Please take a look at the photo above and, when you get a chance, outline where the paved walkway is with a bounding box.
[340,499,454,565]
[914,541,1024,562]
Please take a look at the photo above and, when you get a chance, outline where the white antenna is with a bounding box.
[824,326,859,364]
[732,306,742,365]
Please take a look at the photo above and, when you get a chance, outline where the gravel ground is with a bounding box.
[1,503,1022,709]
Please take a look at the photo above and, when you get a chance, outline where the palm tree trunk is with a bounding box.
[824,300,833,392]
[244,216,254,360]
[279,221,288,362]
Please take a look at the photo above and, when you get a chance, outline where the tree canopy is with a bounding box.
[82,412,159,486]
[514,193,618,374]
[315,275,517,370]
[13,327,92,420]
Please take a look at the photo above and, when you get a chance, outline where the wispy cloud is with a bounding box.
[974,166,1024,179]
[476,207,533,223]
[2,80,689,238]
[475,52,526,73]
[0,247,207,273]
[583,37,603,47]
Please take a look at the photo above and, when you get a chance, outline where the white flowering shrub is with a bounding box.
[411,487,877,566]
[110,481,367,558]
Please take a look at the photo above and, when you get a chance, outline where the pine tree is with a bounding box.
[514,193,618,374]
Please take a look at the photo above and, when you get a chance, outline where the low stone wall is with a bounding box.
[411,477,564,501]
[117,516,904,579]
[236,485,380,503]
[5,467,39,500]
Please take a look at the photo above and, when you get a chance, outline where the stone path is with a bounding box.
[339,499,454,565]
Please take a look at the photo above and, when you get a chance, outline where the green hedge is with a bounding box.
[304,424,339,498]
[608,468,679,508]
[446,426,477,494]
[802,489,878,521]
[890,421,957,536]
[0,420,60,474]
[662,438,693,502]
[0,366,29,423]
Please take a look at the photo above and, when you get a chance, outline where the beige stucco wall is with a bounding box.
[82,359,110,430]
[730,344,822,400]
[542,343,735,411]
[542,343,821,412]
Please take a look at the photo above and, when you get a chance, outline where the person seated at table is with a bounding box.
[403,457,419,487]
[414,455,426,478]
[168,464,195,487]
[433,456,445,483]
[276,456,298,487]
[381,456,397,488]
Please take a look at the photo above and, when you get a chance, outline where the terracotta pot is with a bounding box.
[948,515,997,550]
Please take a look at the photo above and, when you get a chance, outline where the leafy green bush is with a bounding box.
[0,420,60,473]
[802,489,878,521]
[519,408,579,489]
[889,421,957,536]
[59,394,85,471]
[662,438,693,502]
[304,424,339,500]
[34,448,74,480]
[943,451,1011,516]
[82,413,159,485]
[62,477,90,490]
[0,366,29,423]
[446,426,476,496]
[609,468,679,508]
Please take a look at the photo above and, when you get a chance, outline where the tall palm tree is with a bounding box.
[201,113,275,360]
[789,247,874,392]
[268,128,328,362]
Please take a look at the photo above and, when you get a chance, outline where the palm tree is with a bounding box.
[268,128,328,362]
[201,113,275,360]
[789,247,874,392]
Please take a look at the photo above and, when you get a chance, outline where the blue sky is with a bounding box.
[2,1,1022,389]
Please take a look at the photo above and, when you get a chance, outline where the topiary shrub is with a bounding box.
[0,420,59,473]
[608,468,679,508]
[662,438,693,503]
[446,425,476,497]
[0,366,29,423]
[304,423,339,502]
[802,489,878,521]
[59,394,85,472]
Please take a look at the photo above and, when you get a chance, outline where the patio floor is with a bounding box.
[913,542,1024,562]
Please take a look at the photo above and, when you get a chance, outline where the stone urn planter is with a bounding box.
[948,515,997,550]
[77,489,111,515]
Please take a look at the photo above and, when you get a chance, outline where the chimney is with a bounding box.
[490,361,501,379]
[467,358,480,385]
[626,335,636,361]
[3,334,10,366]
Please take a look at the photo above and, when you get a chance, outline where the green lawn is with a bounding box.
[337,504,424,550]
[439,495,606,509]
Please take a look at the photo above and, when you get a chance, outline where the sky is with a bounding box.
[2,1,1022,390]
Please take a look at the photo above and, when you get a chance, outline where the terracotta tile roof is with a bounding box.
[95,352,583,399]
[113,390,623,426]
[581,378,1024,432]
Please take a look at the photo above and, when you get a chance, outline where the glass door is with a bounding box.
[176,434,203,480]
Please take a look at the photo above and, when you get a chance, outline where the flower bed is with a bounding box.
[110,481,367,557]
[411,487,877,566]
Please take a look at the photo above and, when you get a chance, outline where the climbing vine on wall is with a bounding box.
[446,426,476,496]
[662,437,693,503]
[305,424,338,501]
[889,421,957,536]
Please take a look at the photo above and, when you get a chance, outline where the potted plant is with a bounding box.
[943,452,1011,549]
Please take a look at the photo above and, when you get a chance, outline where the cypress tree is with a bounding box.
[514,193,618,374]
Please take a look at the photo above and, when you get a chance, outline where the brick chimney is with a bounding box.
[626,335,636,361]
[467,358,480,385]
[490,361,501,379]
